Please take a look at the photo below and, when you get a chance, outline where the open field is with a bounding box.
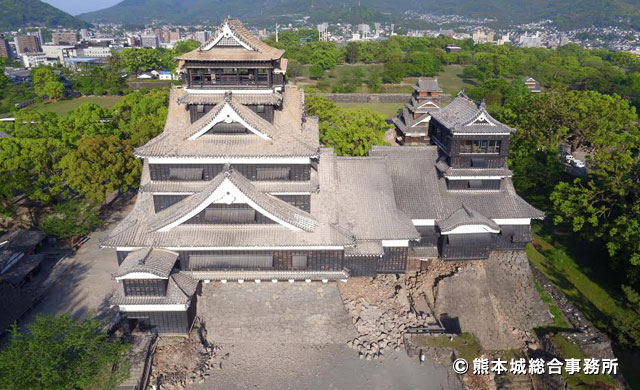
[436,65,476,95]
[335,102,404,118]
[29,96,123,115]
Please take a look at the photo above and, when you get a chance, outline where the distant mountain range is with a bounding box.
[78,0,640,29]
[0,0,89,31]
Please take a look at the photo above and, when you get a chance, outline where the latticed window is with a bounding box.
[123,279,167,296]
[204,206,256,223]
[460,140,501,154]
[217,36,242,46]
[256,167,290,180]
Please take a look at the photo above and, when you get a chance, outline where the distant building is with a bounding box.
[80,28,90,40]
[42,45,76,62]
[141,35,160,48]
[79,46,112,58]
[14,35,42,54]
[4,67,31,84]
[21,52,49,68]
[445,44,462,53]
[169,29,181,42]
[0,36,12,59]
[63,57,106,70]
[393,78,443,145]
[357,24,371,39]
[52,32,79,45]
[195,31,210,44]
[158,70,176,80]
[524,76,542,93]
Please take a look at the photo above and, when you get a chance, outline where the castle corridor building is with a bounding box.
[102,19,543,334]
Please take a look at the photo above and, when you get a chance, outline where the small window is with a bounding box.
[292,255,308,270]
[168,167,203,180]
[256,167,290,180]
[204,207,256,223]
[468,180,483,189]
[196,104,204,113]
[256,105,265,113]
[471,157,487,168]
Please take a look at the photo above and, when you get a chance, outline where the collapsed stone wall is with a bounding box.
[433,251,551,350]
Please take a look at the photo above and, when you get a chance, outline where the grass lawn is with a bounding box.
[335,102,404,118]
[29,96,123,115]
[526,222,640,388]
[550,334,619,389]
[412,333,482,363]
[436,65,476,95]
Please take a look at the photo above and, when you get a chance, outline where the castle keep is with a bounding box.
[102,19,543,334]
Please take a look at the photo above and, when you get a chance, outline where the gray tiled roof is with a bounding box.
[406,97,440,114]
[101,152,356,249]
[178,18,284,62]
[430,92,515,134]
[147,167,318,232]
[333,156,419,241]
[135,86,319,159]
[437,205,501,232]
[369,146,544,222]
[185,93,280,139]
[344,240,385,257]
[0,229,46,273]
[111,271,198,306]
[1,254,45,285]
[114,248,178,278]
[178,92,282,106]
[413,78,442,93]
[393,108,430,135]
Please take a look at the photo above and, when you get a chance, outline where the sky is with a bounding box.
[42,0,122,15]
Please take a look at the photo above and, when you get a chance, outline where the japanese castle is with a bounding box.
[102,19,543,334]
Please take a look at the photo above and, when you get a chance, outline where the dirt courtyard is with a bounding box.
[187,282,462,390]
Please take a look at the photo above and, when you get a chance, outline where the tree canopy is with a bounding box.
[0,314,129,390]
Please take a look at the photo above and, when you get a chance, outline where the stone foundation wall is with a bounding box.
[433,251,551,350]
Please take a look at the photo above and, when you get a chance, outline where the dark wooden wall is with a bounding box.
[149,163,311,181]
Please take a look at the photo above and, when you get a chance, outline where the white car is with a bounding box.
[571,159,586,168]
[565,154,575,163]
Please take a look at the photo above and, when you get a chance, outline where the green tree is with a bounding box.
[305,94,388,156]
[309,63,325,79]
[40,199,101,240]
[366,66,383,92]
[31,66,64,100]
[0,314,129,390]
[60,135,141,203]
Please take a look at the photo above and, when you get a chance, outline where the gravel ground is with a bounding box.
[190,282,462,390]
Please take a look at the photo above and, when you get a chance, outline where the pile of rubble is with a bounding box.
[339,273,440,360]
[150,324,229,389]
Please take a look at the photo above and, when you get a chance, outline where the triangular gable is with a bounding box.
[417,100,440,109]
[189,102,271,140]
[148,169,318,233]
[157,178,301,231]
[201,22,254,51]
[437,205,500,234]
[464,110,497,127]
[411,115,431,127]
